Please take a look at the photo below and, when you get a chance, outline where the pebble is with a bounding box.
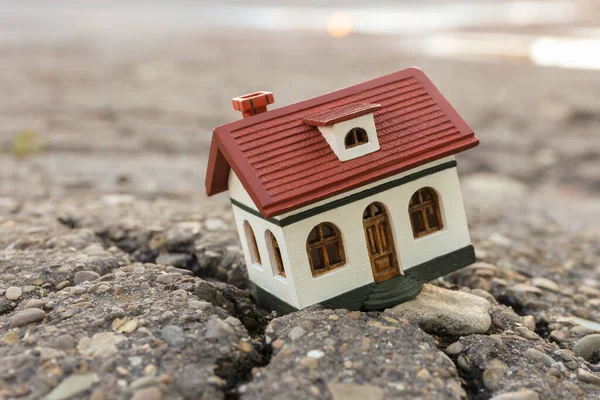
[156,253,192,268]
[205,317,235,338]
[573,334,600,360]
[161,325,185,347]
[490,389,540,400]
[156,273,182,284]
[515,326,540,340]
[577,369,600,385]
[531,277,560,292]
[387,284,491,335]
[524,348,554,367]
[483,367,505,390]
[327,382,384,400]
[131,386,162,400]
[521,316,536,331]
[5,286,22,300]
[288,326,306,341]
[56,280,71,290]
[511,284,543,295]
[45,373,98,400]
[52,334,76,350]
[550,330,567,342]
[307,349,324,359]
[130,376,160,390]
[10,308,46,328]
[78,332,125,359]
[24,298,43,309]
[112,318,138,334]
[74,270,101,285]
[445,341,463,355]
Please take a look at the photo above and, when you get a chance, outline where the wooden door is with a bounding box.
[363,202,401,283]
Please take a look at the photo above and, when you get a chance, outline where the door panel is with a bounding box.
[363,203,401,283]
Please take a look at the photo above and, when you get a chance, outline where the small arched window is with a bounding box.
[243,221,261,265]
[409,187,443,238]
[344,127,369,148]
[306,223,345,276]
[266,230,285,277]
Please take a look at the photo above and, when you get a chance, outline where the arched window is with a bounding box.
[266,230,285,277]
[409,187,443,238]
[306,223,345,276]
[243,221,261,265]
[344,127,369,148]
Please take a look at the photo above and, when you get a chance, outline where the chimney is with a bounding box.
[232,91,274,118]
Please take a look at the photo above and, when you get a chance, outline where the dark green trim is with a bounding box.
[320,283,376,311]
[250,282,298,315]
[251,245,476,314]
[231,160,457,227]
[230,199,282,226]
[404,244,476,283]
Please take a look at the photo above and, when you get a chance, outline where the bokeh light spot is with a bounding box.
[326,11,352,39]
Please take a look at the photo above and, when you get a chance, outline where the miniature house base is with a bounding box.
[205,68,480,314]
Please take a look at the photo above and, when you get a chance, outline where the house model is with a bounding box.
[205,68,479,314]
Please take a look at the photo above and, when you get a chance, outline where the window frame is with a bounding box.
[243,221,261,266]
[266,230,286,278]
[306,223,346,277]
[408,187,444,238]
[344,127,369,149]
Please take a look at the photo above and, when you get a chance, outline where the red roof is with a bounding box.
[303,103,382,126]
[206,68,479,218]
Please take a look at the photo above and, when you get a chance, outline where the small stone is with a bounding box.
[205,317,235,338]
[531,277,560,292]
[56,280,71,290]
[52,334,75,350]
[550,330,566,342]
[445,342,463,355]
[130,376,160,390]
[490,389,540,400]
[78,332,125,359]
[144,364,158,376]
[238,341,253,353]
[5,286,22,300]
[161,325,185,346]
[483,367,505,391]
[307,349,325,359]
[112,318,138,334]
[45,373,98,400]
[515,326,540,340]
[74,270,101,285]
[89,389,105,400]
[24,299,43,309]
[299,356,319,369]
[156,253,192,268]
[457,355,471,371]
[511,284,543,295]
[387,284,491,335]
[131,386,162,400]
[156,273,182,284]
[327,382,384,400]
[521,316,536,331]
[524,348,554,367]
[577,368,600,385]
[572,307,590,319]
[416,369,430,380]
[288,326,306,341]
[10,308,46,328]
[573,334,600,361]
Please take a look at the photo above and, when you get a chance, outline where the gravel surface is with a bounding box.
[1,10,599,400]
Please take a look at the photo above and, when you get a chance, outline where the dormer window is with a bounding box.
[303,103,381,162]
[344,128,369,148]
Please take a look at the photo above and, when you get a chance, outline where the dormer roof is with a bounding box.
[302,103,381,126]
[205,67,479,218]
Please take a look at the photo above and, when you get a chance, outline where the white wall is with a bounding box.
[229,174,299,308]
[229,156,472,309]
[317,113,380,162]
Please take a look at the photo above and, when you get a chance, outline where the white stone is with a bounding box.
[387,284,492,335]
[5,286,22,300]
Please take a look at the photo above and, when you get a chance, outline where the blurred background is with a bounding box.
[1,0,599,234]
